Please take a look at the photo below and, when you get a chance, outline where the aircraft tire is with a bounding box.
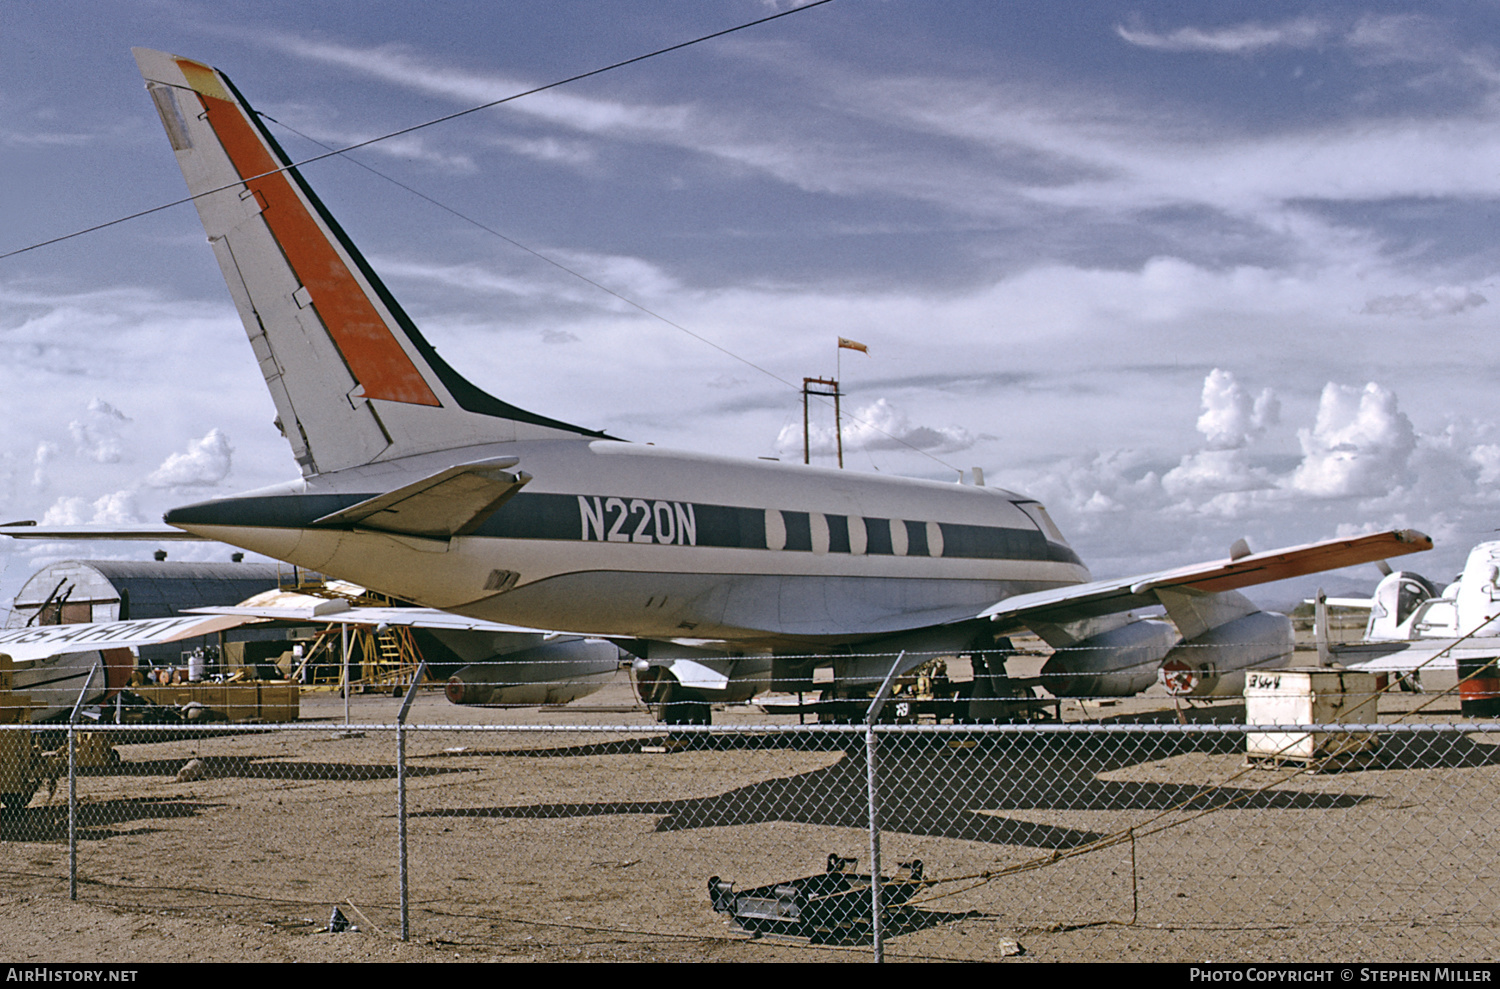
[665,692,712,726]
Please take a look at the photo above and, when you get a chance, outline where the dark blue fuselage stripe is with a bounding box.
[166,492,1083,565]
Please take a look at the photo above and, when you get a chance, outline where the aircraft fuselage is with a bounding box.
[166,439,1089,650]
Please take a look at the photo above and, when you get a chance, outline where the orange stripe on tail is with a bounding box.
[177,60,442,408]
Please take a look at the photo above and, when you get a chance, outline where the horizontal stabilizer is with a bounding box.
[311,458,531,538]
[1336,639,1475,673]
[981,529,1432,629]
[1305,597,1375,609]
[0,523,206,541]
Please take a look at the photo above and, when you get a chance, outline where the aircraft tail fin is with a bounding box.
[132,48,608,477]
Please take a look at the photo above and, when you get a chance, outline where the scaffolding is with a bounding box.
[275,575,430,694]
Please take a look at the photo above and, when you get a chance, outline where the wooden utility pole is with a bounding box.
[802,376,842,467]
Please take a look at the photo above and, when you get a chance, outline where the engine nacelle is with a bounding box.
[1156,609,1293,697]
[1039,618,1179,698]
[629,647,773,703]
[626,643,774,724]
[444,638,620,706]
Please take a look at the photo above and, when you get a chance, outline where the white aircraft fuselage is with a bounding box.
[167,439,1088,651]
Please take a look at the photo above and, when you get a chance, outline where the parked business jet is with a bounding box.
[1,50,1432,722]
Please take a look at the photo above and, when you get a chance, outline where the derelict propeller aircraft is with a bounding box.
[0,49,1432,723]
[1305,540,1500,681]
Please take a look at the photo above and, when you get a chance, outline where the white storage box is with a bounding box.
[1244,668,1380,767]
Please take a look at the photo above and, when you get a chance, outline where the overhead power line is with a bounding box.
[0,0,834,262]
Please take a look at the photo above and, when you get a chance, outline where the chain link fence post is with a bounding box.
[67,722,76,901]
[864,720,882,961]
[395,657,428,943]
[65,658,99,904]
[863,650,905,963]
[397,720,409,941]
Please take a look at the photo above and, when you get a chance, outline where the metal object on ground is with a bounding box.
[1457,656,1500,718]
[129,680,299,722]
[709,853,928,943]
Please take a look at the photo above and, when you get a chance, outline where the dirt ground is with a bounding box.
[0,657,1495,964]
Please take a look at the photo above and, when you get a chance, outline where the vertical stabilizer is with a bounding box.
[132,48,608,477]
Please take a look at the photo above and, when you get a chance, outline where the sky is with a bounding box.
[3,0,1500,612]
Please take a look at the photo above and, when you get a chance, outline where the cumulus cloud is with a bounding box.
[1289,383,1417,498]
[1016,369,1455,560]
[1036,449,1167,519]
[1195,368,1279,451]
[1472,444,1500,485]
[66,397,131,465]
[1160,370,1279,504]
[1360,285,1487,318]
[40,490,140,525]
[776,398,976,458]
[30,441,56,490]
[1162,449,1275,502]
[1155,373,1422,509]
[145,430,233,488]
[1116,17,1327,54]
[998,367,1498,592]
[89,490,143,524]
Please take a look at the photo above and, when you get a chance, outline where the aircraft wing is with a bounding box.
[980,529,1432,629]
[0,614,263,664]
[0,523,203,540]
[187,604,553,635]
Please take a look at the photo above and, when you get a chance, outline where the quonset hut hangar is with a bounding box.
[6,559,288,667]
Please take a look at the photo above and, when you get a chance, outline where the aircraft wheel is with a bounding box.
[637,667,713,725]
[665,691,712,726]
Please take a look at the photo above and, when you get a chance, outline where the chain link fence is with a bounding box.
[2,704,1499,962]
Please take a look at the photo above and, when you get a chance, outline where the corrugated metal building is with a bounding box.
[7,559,290,665]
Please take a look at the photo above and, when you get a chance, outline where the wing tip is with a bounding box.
[1393,528,1434,551]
